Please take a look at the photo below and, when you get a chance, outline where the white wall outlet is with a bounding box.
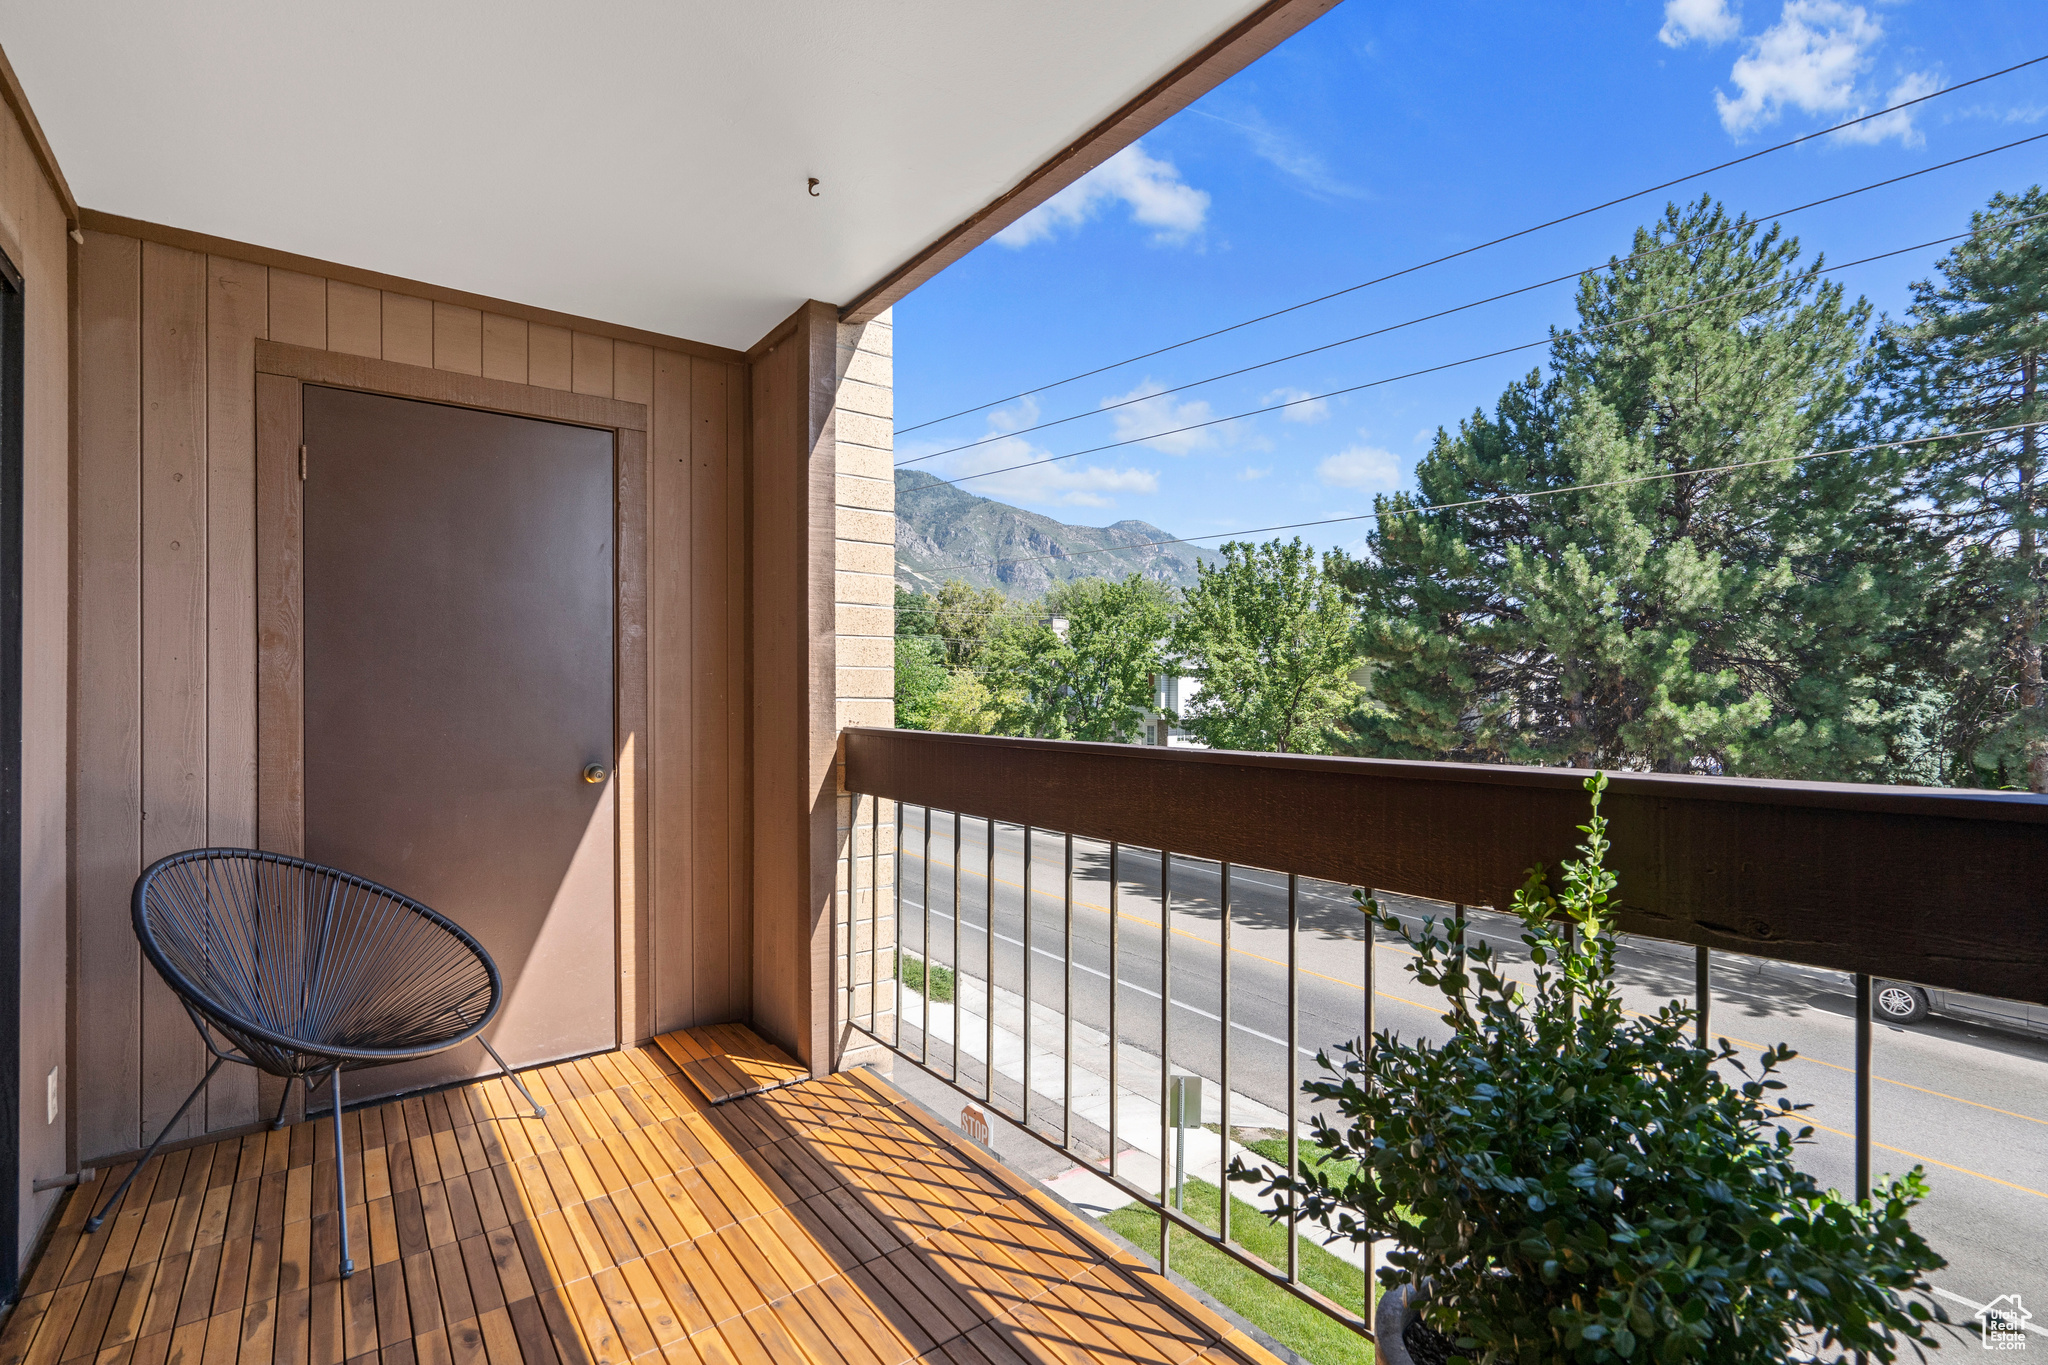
[46,1064,58,1125]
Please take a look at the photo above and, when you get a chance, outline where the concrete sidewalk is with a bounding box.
[892,963,1393,1275]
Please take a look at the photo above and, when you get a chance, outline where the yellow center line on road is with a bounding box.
[907,847,2048,1133]
[1795,1113,2048,1200]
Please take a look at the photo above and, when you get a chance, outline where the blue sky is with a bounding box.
[892,0,2048,561]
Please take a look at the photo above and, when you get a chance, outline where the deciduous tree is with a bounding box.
[1171,539,1360,753]
[988,575,1174,741]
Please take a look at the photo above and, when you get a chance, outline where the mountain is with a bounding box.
[894,469,1217,599]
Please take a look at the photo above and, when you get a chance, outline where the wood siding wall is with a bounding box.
[72,231,752,1165]
[0,75,73,1267]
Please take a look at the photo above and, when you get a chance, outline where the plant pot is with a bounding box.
[1374,1279,1460,1365]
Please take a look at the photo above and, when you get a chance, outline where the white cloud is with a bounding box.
[1714,1,1882,136]
[1194,107,1366,200]
[996,142,1210,248]
[960,444,1158,508]
[1660,0,1742,47]
[1265,388,1331,423]
[1239,466,1272,481]
[906,399,1158,509]
[1317,446,1403,492]
[1832,69,1941,147]
[986,395,1042,433]
[1102,380,1218,455]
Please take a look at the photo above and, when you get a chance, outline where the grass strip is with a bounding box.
[896,950,956,1003]
[1234,1133,1362,1185]
[1102,1177,1374,1365]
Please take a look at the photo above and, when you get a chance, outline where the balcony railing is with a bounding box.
[835,727,2048,1346]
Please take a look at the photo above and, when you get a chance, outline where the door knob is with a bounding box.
[582,764,608,784]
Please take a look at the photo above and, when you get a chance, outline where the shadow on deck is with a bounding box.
[0,1027,1280,1365]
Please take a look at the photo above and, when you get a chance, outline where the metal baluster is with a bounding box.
[1695,945,1711,1048]
[1023,825,1034,1130]
[1453,903,1467,1016]
[921,806,932,1066]
[837,795,851,1065]
[1108,843,1121,1176]
[869,796,880,1038]
[1855,972,1872,1202]
[1159,847,1173,1273]
[1063,833,1074,1153]
[1287,872,1300,1284]
[953,811,963,1083]
[888,802,905,1047]
[985,817,996,1108]
[1363,887,1376,1325]
[1219,862,1232,1245]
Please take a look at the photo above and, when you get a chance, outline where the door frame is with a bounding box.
[253,341,651,1109]
[0,242,23,1301]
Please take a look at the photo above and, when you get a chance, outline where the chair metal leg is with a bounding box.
[331,1068,354,1278]
[269,1076,299,1131]
[477,1036,546,1117]
[86,1057,224,1233]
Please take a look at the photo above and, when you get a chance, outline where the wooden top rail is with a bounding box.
[841,728,2048,1005]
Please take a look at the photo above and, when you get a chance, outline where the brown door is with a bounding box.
[302,386,616,1101]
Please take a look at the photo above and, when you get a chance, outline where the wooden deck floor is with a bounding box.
[1,1029,1279,1365]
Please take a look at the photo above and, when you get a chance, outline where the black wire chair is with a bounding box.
[83,848,547,1278]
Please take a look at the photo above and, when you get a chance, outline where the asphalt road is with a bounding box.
[886,809,2048,1351]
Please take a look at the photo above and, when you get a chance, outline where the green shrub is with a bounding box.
[1234,773,1947,1363]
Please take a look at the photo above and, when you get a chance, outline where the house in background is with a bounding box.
[1142,672,1208,748]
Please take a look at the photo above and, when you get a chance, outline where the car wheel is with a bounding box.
[1874,982,1928,1024]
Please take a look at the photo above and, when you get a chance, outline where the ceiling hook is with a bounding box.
[807,178,821,197]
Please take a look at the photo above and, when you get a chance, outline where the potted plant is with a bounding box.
[1232,773,1948,1363]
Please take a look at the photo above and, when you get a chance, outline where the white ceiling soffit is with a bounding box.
[0,1,1262,350]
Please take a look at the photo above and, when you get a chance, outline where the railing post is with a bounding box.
[1160,847,1173,1273]
[1695,945,1711,1049]
[1108,842,1120,1177]
[1023,825,1034,1131]
[1218,863,1232,1246]
[888,802,905,1047]
[985,817,996,1108]
[1063,833,1074,1154]
[921,805,932,1067]
[1286,872,1299,1285]
[869,795,880,1040]
[953,811,963,1084]
[1855,972,1872,1203]
[836,793,851,1069]
[1363,887,1375,1325]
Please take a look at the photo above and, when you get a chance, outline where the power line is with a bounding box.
[976,420,2048,573]
[901,214,2048,498]
[896,53,2048,436]
[895,130,2048,468]
[895,418,2048,616]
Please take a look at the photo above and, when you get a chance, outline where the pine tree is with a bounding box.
[1344,198,1917,776]
[1171,539,1361,753]
[1880,187,2048,790]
